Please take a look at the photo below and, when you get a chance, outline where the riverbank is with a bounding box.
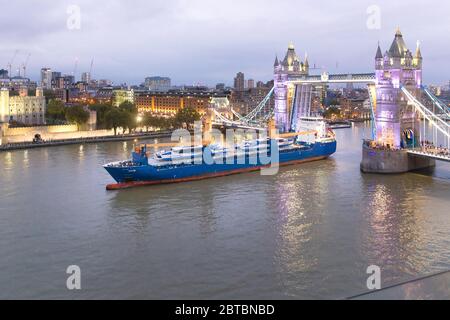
[0,130,173,151]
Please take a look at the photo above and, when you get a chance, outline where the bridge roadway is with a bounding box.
[212,122,266,131]
[288,72,376,84]
[407,148,450,162]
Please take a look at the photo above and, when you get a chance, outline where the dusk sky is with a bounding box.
[1,0,449,86]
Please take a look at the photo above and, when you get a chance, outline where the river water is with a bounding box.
[1,122,450,299]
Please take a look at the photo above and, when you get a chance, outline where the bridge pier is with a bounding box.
[360,143,435,173]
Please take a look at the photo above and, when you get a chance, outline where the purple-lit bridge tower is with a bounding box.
[361,30,438,173]
[273,44,376,133]
[373,29,423,149]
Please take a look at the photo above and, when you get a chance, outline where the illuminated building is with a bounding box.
[135,91,229,116]
[374,29,422,148]
[274,43,309,131]
[112,89,134,107]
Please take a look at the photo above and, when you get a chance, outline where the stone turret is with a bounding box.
[0,88,9,123]
[274,42,310,132]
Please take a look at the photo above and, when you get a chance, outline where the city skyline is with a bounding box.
[1,0,450,86]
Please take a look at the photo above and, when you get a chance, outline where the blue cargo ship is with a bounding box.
[104,125,337,190]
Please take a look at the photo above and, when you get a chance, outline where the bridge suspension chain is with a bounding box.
[402,87,450,154]
[242,87,275,122]
[423,87,450,118]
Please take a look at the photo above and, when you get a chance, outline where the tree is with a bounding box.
[43,89,56,103]
[142,114,172,131]
[122,111,137,134]
[89,102,113,129]
[119,101,137,115]
[143,114,156,132]
[174,106,200,129]
[46,99,67,122]
[65,105,90,130]
[104,108,127,135]
[323,106,341,120]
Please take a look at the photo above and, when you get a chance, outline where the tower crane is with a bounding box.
[89,58,94,75]
[21,53,31,78]
[73,57,79,81]
[7,50,19,78]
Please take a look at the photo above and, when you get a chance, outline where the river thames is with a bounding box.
[1,122,450,299]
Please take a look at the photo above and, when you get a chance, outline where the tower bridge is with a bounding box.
[212,29,450,171]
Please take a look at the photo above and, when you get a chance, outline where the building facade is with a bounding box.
[230,87,274,116]
[273,43,309,131]
[234,72,245,91]
[144,77,171,92]
[112,89,135,107]
[374,29,422,148]
[41,68,52,89]
[0,87,46,125]
[81,72,91,84]
[135,91,229,116]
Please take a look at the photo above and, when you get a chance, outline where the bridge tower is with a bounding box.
[361,29,435,173]
[374,29,423,149]
[274,43,308,132]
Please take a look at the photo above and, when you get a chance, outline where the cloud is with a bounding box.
[0,0,449,85]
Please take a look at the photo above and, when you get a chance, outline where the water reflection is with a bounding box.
[272,159,338,297]
[360,174,438,282]
[2,123,450,299]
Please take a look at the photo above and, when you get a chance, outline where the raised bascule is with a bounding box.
[212,29,450,173]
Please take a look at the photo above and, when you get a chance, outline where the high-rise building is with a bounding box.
[234,72,245,91]
[53,75,75,89]
[144,76,171,92]
[216,83,225,91]
[40,68,53,89]
[81,72,91,84]
[247,79,255,89]
[0,69,8,79]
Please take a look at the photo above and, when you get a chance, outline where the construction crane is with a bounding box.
[7,50,19,78]
[89,58,94,75]
[21,53,31,78]
[73,57,79,81]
